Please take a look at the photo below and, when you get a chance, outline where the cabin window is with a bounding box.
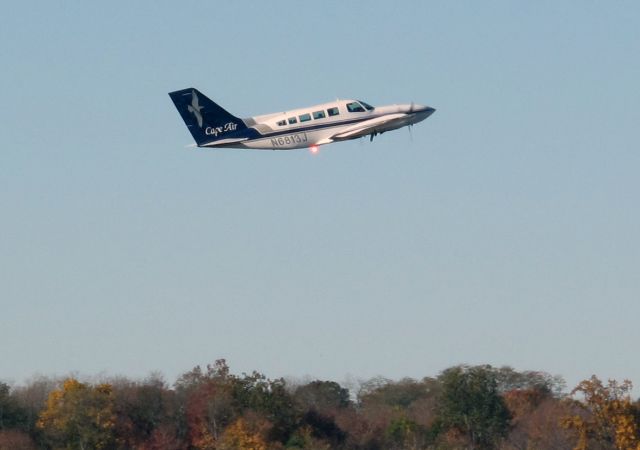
[288,117,297,124]
[299,113,311,122]
[276,120,286,126]
[312,110,326,119]
[346,102,366,113]
[358,100,374,111]
[327,107,340,117]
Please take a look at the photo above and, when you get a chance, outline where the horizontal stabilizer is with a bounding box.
[201,137,249,147]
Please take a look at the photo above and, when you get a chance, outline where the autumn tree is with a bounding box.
[493,366,565,395]
[175,361,235,449]
[6,360,640,449]
[435,365,511,449]
[111,374,184,449]
[175,359,297,448]
[562,376,640,450]
[37,378,116,450]
[502,388,574,450]
[326,376,438,449]
[218,415,269,450]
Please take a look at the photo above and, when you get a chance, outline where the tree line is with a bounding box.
[1,360,639,449]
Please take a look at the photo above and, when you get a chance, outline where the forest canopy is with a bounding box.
[1,361,638,450]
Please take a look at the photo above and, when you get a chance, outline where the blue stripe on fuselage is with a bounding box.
[258,114,380,139]
[201,114,381,146]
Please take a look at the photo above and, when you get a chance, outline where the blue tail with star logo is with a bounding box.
[168,88,248,146]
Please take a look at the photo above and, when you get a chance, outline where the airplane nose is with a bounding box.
[405,104,435,125]
[408,104,435,116]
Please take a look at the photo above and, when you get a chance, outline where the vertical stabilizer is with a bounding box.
[168,88,247,146]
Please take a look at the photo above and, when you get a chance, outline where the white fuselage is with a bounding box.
[205,99,435,150]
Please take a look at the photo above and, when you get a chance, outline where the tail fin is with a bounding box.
[168,88,247,146]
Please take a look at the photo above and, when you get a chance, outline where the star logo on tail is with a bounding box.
[187,90,204,128]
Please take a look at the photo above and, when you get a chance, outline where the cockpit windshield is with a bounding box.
[357,100,375,111]
[346,100,374,113]
[346,102,365,113]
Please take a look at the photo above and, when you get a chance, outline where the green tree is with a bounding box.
[0,383,28,431]
[435,365,511,449]
[359,377,432,410]
[9,376,58,447]
[231,371,296,443]
[294,380,350,414]
[385,416,427,450]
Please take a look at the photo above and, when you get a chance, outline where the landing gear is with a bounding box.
[369,131,384,142]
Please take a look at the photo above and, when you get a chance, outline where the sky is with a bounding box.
[1,1,639,393]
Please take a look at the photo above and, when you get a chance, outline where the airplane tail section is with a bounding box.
[168,88,248,146]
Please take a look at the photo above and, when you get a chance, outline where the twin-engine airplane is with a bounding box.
[169,88,435,151]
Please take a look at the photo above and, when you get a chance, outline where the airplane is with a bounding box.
[168,88,435,151]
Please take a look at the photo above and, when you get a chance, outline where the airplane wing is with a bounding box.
[330,113,408,140]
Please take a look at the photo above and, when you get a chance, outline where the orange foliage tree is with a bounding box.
[37,378,116,450]
[217,416,269,450]
[562,376,640,450]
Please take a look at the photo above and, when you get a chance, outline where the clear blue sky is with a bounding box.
[1,1,639,392]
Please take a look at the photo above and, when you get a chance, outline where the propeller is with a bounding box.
[408,102,415,142]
